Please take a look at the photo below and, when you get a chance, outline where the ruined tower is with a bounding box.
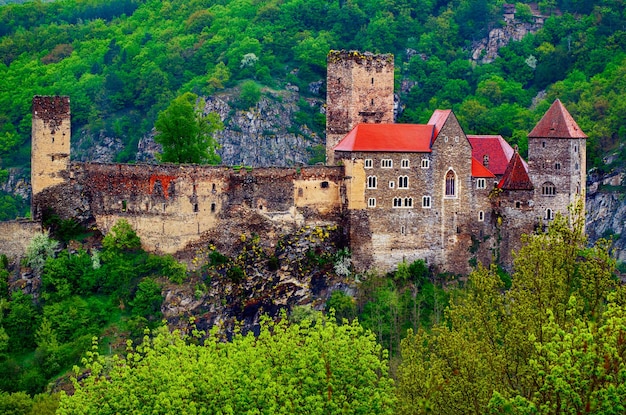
[527,99,587,220]
[31,96,71,206]
[325,50,394,165]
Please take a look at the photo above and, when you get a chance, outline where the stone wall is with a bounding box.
[0,220,42,260]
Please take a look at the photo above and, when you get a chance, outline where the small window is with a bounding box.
[445,170,456,197]
[389,181,395,189]
[575,163,579,171]
[454,136,459,143]
[367,176,377,189]
[368,198,376,208]
[542,182,556,196]
[212,183,216,193]
[574,145,578,153]
[193,203,199,213]
[421,159,430,169]
[404,197,413,208]
[122,200,127,212]
[401,159,410,169]
[371,98,374,105]
[478,211,484,222]
[516,201,521,208]
[546,208,554,220]
[364,159,373,169]
[400,225,406,235]
[542,141,546,148]
[381,159,393,168]
[422,196,431,208]
[555,162,561,170]
[321,181,329,189]
[393,197,402,208]
[477,178,486,189]
[371,77,374,84]
[162,203,166,212]
[483,155,489,167]
[444,136,449,143]
[211,203,216,213]
[398,176,409,189]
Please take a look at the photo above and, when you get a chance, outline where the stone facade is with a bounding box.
[8,51,586,276]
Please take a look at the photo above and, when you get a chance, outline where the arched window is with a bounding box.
[398,176,409,188]
[367,176,377,189]
[445,170,456,197]
[393,197,402,208]
[546,208,554,220]
[541,182,556,196]
[404,197,413,208]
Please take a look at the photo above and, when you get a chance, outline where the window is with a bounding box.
[368,198,376,208]
[516,201,521,208]
[574,145,578,153]
[444,136,449,143]
[546,208,554,220]
[122,200,127,212]
[575,163,579,171]
[389,181,395,189]
[422,196,431,208]
[445,170,456,197]
[321,181,329,189]
[421,159,430,169]
[398,176,409,188]
[541,182,556,196]
[393,197,402,208]
[193,203,199,213]
[381,159,393,168]
[211,203,216,213]
[367,176,377,189]
[401,159,410,168]
[555,162,561,170]
[364,159,373,168]
[400,225,406,235]
[404,197,413,208]
[478,211,484,221]
[483,155,489,167]
[477,178,486,189]
[542,141,546,148]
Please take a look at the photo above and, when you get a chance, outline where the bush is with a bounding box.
[130,278,163,319]
[237,80,261,109]
[25,231,58,273]
[102,220,141,254]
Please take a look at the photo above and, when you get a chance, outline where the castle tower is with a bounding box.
[527,99,587,220]
[325,50,394,165]
[31,96,71,197]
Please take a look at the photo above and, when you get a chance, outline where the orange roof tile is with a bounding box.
[333,123,434,152]
[468,135,514,176]
[472,157,496,178]
[528,99,587,139]
[498,152,533,190]
[427,109,451,143]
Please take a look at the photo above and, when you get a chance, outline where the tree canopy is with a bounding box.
[59,315,396,414]
[154,92,222,164]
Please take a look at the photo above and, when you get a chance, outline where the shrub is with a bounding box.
[25,231,58,273]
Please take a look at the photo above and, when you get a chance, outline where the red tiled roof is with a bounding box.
[467,135,514,176]
[334,123,434,152]
[427,109,451,143]
[472,157,496,178]
[528,99,587,139]
[498,152,533,190]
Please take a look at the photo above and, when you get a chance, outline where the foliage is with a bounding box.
[101,219,141,254]
[129,277,163,320]
[236,80,262,109]
[59,315,396,414]
[154,92,222,164]
[24,231,58,273]
[396,203,621,414]
[0,391,59,415]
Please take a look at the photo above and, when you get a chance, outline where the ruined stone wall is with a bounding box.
[325,51,394,164]
[42,163,345,256]
[0,220,42,259]
[31,96,70,197]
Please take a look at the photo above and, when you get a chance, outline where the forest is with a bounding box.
[1,0,626,413]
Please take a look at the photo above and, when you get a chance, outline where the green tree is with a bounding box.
[60,315,396,414]
[154,92,222,164]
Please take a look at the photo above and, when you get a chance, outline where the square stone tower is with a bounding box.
[325,50,394,165]
[527,99,587,220]
[31,96,71,197]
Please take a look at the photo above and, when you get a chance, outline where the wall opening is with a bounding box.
[122,200,127,212]
[193,203,199,213]
[211,203,216,213]
[321,181,329,189]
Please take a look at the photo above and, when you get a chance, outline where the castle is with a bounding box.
[7,50,586,275]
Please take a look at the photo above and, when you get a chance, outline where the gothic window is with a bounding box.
[541,182,556,196]
[367,176,377,189]
[421,159,430,169]
[401,159,410,168]
[445,170,456,197]
[364,159,373,168]
[478,211,484,221]
[483,155,489,167]
[381,159,393,168]
[368,198,376,208]
[398,176,409,188]
[546,208,554,220]
[393,197,402,208]
[477,178,486,189]
[422,196,431,208]
[404,197,413,208]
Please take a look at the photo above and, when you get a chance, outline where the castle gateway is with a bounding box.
[28,51,586,274]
